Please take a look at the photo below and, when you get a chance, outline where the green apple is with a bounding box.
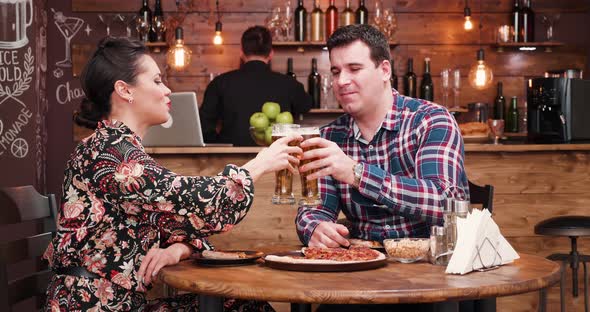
[264,126,273,145]
[275,111,294,124]
[253,129,265,145]
[262,102,281,120]
[249,112,270,130]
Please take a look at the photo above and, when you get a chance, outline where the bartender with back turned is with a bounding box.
[200,26,312,146]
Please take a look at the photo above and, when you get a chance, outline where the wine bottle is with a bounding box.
[419,57,434,101]
[326,0,338,38]
[494,82,506,120]
[310,0,324,42]
[341,0,355,26]
[138,0,152,42]
[506,96,519,132]
[390,59,398,90]
[150,0,165,42]
[308,58,322,108]
[403,58,417,98]
[294,0,307,42]
[522,0,534,42]
[511,0,522,42]
[356,0,368,25]
[286,58,296,79]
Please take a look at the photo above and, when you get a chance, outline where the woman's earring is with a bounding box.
[128,98,134,104]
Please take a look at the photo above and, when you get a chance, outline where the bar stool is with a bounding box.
[534,216,590,312]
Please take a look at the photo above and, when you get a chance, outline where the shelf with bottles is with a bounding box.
[493,41,564,53]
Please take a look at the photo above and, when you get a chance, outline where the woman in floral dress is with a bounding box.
[43,37,302,311]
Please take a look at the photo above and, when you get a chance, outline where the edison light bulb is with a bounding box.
[213,21,223,45]
[468,49,493,90]
[464,16,473,30]
[166,27,192,71]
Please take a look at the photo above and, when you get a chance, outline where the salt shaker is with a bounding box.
[429,225,448,265]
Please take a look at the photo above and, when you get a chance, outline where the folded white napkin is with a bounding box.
[446,209,519,275]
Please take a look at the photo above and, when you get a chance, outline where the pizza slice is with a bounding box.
[348,238,384,249]
[201,250,248,260]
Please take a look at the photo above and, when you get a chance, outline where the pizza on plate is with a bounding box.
[348,238,384,249]
[265,246,385,264]
[201,250,248,260]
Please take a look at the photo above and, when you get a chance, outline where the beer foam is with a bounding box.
[298,127,320,136]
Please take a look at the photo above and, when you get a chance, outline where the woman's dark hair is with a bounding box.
[74,37,149,129]
[327,24,391,67]
[241,26,272,57]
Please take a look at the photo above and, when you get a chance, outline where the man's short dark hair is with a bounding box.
[327,24,390,67]
[241,26,272,57]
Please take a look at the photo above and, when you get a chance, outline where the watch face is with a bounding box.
[354,163,363,176]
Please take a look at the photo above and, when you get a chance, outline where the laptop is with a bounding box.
[142,92,232,147]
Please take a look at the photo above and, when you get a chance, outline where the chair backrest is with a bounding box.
[468,180,494,212]
[0,186,57,312]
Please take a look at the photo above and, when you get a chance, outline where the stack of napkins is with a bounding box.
[446,209,519,275]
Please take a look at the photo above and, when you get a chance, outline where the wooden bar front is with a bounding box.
[149,144,590,311]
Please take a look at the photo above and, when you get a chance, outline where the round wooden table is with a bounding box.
[159,253,560,312]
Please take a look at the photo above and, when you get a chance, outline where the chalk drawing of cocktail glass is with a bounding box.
[52,9,84,67]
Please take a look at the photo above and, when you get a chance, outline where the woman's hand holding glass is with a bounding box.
[243,132,303,182]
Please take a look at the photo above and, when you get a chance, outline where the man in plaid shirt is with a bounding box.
[297,25,469,248]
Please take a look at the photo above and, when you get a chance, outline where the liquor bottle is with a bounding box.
[326,0,338,38]
[356,0,368,24]
[308,58,321,108]
[494,82,506,120]
[341,0,355,26]
[310,0,324,42]
[511,0,522,42]
[403,58,417,98]
[506,96,519,132]
[419,57,434,101]
[522,0,534,42]
[390,59,398,90]
[286,58,296,79]
[294,0,307,42]
[150,0,165,42]
[137,0,152,42]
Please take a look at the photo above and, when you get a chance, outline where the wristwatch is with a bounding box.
[352,162,363,188]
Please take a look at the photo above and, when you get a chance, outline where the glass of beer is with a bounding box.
[271,123,300,205]
[298,126,322,206]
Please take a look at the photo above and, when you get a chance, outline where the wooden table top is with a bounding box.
[158,253,560,305]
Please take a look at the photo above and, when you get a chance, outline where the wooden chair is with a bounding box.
[468,180,494,212]
[0,186,57,311]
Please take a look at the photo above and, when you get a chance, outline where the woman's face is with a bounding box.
[128,55,172,126]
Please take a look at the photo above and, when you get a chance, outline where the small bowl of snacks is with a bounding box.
[383,238,430,263]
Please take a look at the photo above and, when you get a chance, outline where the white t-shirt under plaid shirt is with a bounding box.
[296,91,469,244]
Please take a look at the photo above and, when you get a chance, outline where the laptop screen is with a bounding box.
[142,92,206,147]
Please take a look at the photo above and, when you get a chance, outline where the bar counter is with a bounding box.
[148,143,590,311]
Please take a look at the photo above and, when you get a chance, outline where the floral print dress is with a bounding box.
[43,120,273,312]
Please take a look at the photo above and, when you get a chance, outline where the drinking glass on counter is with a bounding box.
[488,119,505,144]
[496,25,513,43]
[452,69,461,108]
[272,124,300,204]
[298,127,322,206]
[440,68,451,108]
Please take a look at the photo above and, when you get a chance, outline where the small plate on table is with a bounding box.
[192,250,264,266]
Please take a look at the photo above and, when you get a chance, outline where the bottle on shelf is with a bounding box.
[522,0,534,42]
[137,0,152,43]
[310,0,324,42]
[494,82,506,120]
[390,59,398,90]
[341,0,355,27]
[403,58,417,98]
[511,0,522,42]
[150,0,165,42]
[294,0,307,42]
[308,58,322,108]
[419,57,434,101]
[356,0,369,25]
[286,58,296,79]
[506,96,519,132]
[326,0,338,38]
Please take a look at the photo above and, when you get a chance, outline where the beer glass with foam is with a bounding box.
[298,127,322,206]
[271,123,300,204]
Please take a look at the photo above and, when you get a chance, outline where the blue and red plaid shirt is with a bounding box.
[296,91,469,244]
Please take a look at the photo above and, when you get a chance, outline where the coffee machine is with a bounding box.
[527,78,590,143]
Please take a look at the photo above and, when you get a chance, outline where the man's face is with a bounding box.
[329,40,390,117]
